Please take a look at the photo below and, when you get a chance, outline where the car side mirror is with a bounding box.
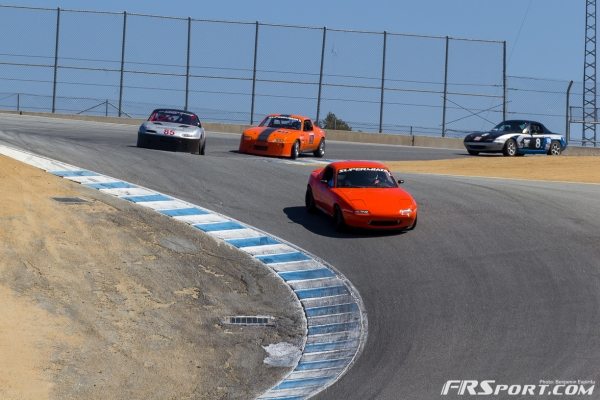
[398,179,404,184]
[522,128,530,134]
[320,179,328,184]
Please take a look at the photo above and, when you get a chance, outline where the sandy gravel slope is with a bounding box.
[0,155,304,400]
[386,156,600,184]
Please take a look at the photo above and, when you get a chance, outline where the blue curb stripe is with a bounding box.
[295,285,349,300]
[86,181,136,189]
[304,340,356,353]
[194,221,245,232]
[278,268,336,282]
[305,303,359,317]
[50,170,98,177]
[123,194,172,203]
[159,207,209,217]
[226,236,280,248]
[275,377,333,390]
[308,322,360,336]
[295,358,351,371]
[256,252,311,264]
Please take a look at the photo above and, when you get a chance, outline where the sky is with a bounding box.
[0,0,587,137]
[9,0,582,81]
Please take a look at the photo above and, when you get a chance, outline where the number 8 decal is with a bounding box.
[535,138,541,148]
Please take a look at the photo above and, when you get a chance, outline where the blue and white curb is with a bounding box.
[0,144,367,400]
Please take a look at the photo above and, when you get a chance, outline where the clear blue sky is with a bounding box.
[0,0,586,137]
[10,0,582,81]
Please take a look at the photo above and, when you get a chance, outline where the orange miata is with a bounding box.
[306,161,418,231]
[239,114,326,159]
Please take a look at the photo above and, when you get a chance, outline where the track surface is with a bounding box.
[2,115,600,399]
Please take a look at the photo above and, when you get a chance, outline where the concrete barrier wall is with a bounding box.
[2,110,600,155]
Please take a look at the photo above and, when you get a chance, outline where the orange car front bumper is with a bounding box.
[239,139,293,157]
[342,210,417,230]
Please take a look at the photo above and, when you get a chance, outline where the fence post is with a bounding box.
[118,11,127,117]
[105,100,109,117]
[441,36,449,137]
[51,7,60,113]
[185,17,192,111]
[250,21,259,125]
[565,80,573,144]
[316,26,327,126]
[16,93,20,112]
[503,41,507,121]
[378,31,387,133]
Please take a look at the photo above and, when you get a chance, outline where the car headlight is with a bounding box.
[243,135,252,141]
[271,138,285,143]
[399,208,413,216]
[353,210,370,215]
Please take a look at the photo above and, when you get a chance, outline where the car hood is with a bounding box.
[335,188,416,213]
[464,130,510,142]
[143,121,197,131]
[244,126,298,141]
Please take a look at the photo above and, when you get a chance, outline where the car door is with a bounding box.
[302,119,316,150]
[528,122,547,153]
[312,166,336,215]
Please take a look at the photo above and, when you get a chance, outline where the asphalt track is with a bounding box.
[2,114,600,399]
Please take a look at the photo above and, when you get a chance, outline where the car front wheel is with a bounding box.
[136,134,146,148]
[406,215,417,231]
[333,205,346,232]
[503,138,517,156]
[467,150,479,156]
[305,186,317,213]
[290,140,300,159]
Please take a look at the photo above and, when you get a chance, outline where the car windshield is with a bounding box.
[149,110,198,126]
[491,120,527,132]
[259,116,302,130]
[336,168,398,188]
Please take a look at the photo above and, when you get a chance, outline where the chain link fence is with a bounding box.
[0,4,590,145]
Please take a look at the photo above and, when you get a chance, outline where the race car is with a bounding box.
[239,114,326,159]
[305,161,418,231]
[463,120,566,156]
[137,109,206,155]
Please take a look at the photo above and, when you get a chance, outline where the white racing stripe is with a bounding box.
[65,175,120,184]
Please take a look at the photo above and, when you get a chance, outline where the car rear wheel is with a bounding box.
[333,205,346,232]
[305,186,317,214]
[313,139,325,158]
[548,141,561,156]
[290,140,300,159]
[503,138,517,156]
[199,140,206,155]
[467,150,479,156]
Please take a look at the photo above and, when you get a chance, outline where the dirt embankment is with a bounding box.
[0,155,304,400]
[386,156,600,184]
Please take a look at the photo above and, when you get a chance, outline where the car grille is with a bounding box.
[369,220,401,227]
[253,145,268,151]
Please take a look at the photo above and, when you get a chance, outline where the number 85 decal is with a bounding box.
[163,129,175,136]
